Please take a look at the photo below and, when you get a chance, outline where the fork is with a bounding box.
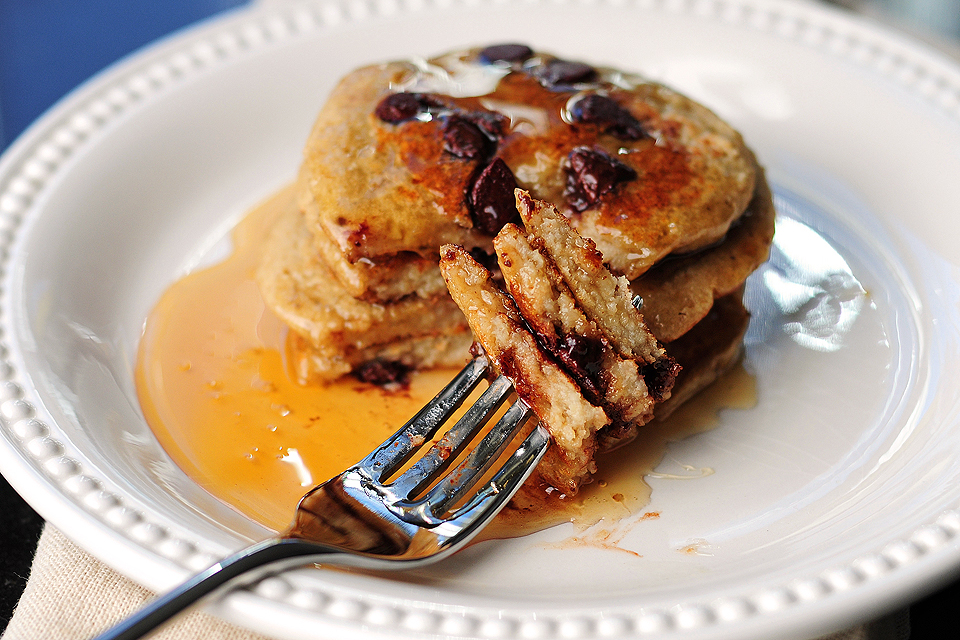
[93,354,548,640]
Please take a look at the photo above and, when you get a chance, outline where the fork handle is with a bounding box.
[90,538,323,640]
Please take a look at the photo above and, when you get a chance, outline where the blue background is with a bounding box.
[0,0,248,150]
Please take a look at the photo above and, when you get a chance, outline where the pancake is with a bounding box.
[652,289,751,421]
[632,167,775,342]
[256,197,470,382]
[286,330,473,386]
[301,62,491,265]
[441,191,687,492]
[256,42,773,462]
[301,44,758,296]
[513,191,672,375]
[298,173,448,303]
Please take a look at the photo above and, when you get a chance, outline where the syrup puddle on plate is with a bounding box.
[136,184,756,540]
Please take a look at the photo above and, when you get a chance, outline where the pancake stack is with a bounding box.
[256,44,775,490]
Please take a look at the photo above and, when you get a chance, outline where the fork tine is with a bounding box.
[443,423,550,530]
[414,398,533,520]
[389,375,514,498]
[361,356,490,480]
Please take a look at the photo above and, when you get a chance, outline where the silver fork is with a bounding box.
[93,354,548,640]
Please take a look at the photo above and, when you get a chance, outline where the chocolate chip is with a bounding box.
[443,116,490,159]
[539,60,596,87]
[479,44,534,64]
[374,93,424,123]
[640,356,680,402]
[470,158,520,235]
[463,110,507,139]
[570,94,620,123]
[565,146,637,212]
[374,92,447,123]
[571,94,648,141]
[556,333,604,389]
[354,359,412,387]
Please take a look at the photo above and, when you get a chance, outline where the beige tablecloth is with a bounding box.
[2,527,268,640]
[2,525,910,640]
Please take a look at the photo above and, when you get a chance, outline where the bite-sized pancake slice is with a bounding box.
[653,289,751,422]
[631,168,775,342]
[494,223,655,435]
[301,45,756,279]
[514,191,679,400]
[256,200,469,381]
[439,243,609,494]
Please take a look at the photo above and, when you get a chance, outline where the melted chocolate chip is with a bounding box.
[558,334,604,377]
[354,359,412,387]
[640,356,680,402]
[479,44,534,64]
[470,158,520,235]
[555,333,605,401]
[443,116,490,159]
[374,93,424,123]
[463,110,507,139]
[571,94,649,141]
[374,92,446,123]
[565,146,637,212]
[468,341,487,360]
[539,60,596,87]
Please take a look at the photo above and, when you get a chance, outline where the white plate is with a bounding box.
[2,0,960,638]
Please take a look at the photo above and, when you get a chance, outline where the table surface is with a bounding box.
[1,1,959,637]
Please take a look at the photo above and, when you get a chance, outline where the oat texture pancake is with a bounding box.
[631,167,775,342]
[494,223,656,432]
[256,192,471,382]
[653,290,751,420]
[301,45,758,286]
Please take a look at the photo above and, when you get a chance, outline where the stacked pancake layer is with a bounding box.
[257,169,472,383]
[442,191,676,492]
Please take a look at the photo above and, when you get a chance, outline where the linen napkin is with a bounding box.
[2,526,271,640]
[3,524,909,640]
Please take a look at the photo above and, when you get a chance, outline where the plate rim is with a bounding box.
[3,0,960,638]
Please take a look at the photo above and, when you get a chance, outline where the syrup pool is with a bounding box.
[136,184,755,537]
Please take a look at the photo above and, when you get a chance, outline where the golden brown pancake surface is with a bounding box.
[631,168,775,342]
[256,192,471,381]
[302,46,757,279]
